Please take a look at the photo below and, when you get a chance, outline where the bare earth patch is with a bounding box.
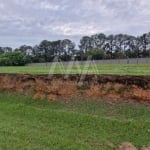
[0,74,149,103]
[119,142,137,150]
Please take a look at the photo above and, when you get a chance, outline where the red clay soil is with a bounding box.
[0,74,149,102]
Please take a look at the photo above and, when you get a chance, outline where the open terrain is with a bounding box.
[0,92,150,150]
[0,64,150,75]
[0,64,150,149]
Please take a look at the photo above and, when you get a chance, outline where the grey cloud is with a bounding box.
[0,0,150,48]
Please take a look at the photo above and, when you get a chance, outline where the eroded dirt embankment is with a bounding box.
[0,74,150,102]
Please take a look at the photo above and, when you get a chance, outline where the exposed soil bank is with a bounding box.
[0,74,150,102]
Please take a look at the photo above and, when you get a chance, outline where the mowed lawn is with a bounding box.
[0,92,150,149]
[0,64,150,75]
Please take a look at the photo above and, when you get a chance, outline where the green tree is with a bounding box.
[86,48,105,60]
[0,52,26,66]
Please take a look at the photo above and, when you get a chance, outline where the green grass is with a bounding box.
[0,64,150,75]
[0,92,150,149]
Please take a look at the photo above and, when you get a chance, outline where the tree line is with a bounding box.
[0,32,150,65]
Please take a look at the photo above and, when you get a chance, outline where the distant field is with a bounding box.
[0,64,150,75]
[0,92,150,149]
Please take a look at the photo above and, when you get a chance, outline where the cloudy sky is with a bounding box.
[0,0,150,48]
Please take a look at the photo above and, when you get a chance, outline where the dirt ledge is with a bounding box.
[0,74,149,102]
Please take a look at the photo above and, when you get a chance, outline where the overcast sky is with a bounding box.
[0,0,150,48]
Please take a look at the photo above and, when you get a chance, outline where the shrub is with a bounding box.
[0,52,27,66]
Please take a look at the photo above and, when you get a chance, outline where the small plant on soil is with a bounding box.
[117,86,127,94]
[77,85,90,90]
[107,85,115,92]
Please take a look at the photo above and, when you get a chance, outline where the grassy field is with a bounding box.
[0,64,150,75]
[0,92,150,149]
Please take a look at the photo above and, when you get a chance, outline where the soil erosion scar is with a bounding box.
[0,74,149,102]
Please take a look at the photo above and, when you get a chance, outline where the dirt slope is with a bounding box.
[0,74,149,102]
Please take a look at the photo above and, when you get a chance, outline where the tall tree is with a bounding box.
[79,36,93,53]
[91,33,106,49]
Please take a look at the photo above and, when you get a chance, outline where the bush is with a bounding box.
[86,48,106,60]
[0,52,27,66]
